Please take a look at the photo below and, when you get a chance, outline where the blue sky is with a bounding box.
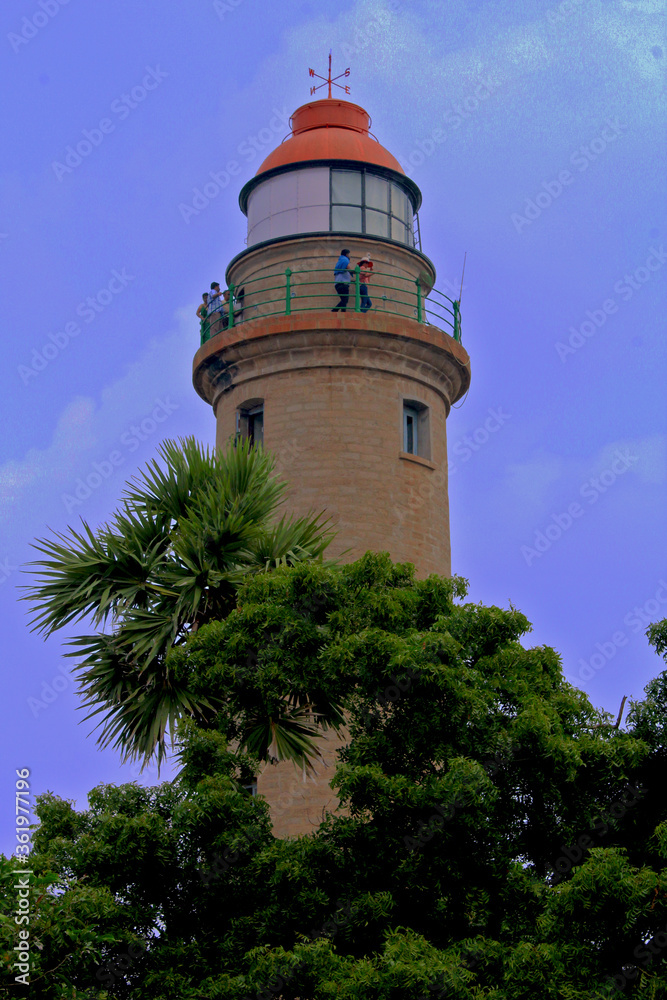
[0,0,665,855]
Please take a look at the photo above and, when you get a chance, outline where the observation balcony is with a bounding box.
[198,264,461,348]
[192,234,470,413]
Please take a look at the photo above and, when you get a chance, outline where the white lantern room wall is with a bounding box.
[247,167,329,245]
[246,166,415,248]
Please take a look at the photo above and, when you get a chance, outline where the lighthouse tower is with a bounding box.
[193,69,470,836]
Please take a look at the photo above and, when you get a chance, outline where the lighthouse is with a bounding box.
[192,65,470,835]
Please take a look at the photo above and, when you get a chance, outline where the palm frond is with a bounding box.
[213,440,287,526]
[249,512,336,571]
[241,705,325,771]
[69,632,215,765]
[121,436,212,522]
[23,437,335,767]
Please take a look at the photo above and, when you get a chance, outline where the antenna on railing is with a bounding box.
[458,251,467,305]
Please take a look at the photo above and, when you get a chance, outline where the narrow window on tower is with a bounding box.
[247,405,263,446]
[404,405,418,454]
[236,400,264,447]
[402,400,430,459]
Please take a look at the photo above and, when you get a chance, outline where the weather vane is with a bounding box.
[308,50,350,99]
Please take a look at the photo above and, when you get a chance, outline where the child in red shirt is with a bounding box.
[357,255,373,312]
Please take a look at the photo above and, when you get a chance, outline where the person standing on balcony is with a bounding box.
[207,281,230,335]
[332,248,352,312]
[196,292,209,321]
[209,282,224,316]
[196,292,210,341]
[357,254,373,313]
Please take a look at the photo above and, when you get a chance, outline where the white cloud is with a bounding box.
[630,434,666,484]
[0,397,96,516]
[504,451,565,510]
[276,0,667,142]
[501,434,666,527]
[0,309,195,527]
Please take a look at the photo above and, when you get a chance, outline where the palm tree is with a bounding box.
[24,437,336,769]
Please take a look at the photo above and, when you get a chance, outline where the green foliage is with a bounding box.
[23,437,333,768]
[646,620,667,661]
[10,556,667,996]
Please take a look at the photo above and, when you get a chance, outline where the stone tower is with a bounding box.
[192,92,470,836]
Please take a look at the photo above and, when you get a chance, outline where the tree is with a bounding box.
[23,437,334,769]
[7,554,667,998]
[646,620,667,662]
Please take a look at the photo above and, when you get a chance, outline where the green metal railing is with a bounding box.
[199,265,462,346]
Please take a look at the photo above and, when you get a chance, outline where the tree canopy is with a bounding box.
[5,554,667,998]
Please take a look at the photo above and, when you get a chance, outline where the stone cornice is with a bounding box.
[192,312,471,415]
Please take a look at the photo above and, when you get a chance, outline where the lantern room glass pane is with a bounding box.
[365,209,389,237]
[331,169,362,205]
[365,173,389,211]
[391,182,409,222]
[391,216,408,243]
[332,205,362,232]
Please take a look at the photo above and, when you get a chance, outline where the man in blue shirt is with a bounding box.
[208,281,230,331]
[209,282,224,314]
[332,248,352,312]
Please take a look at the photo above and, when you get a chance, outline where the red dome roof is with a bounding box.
[255,98,405,176]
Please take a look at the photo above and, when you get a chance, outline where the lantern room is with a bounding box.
[239,98,422,249]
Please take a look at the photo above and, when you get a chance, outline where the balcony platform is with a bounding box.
[192,311,471,413]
